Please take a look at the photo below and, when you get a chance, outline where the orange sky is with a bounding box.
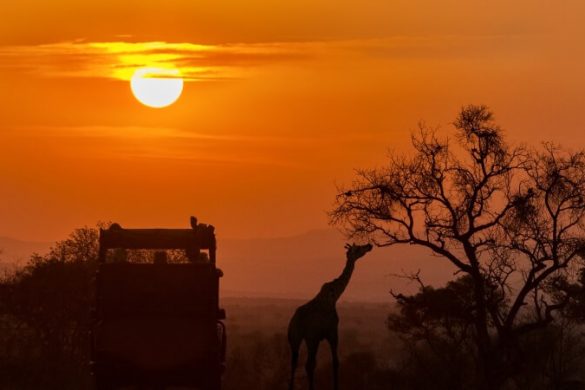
[0,0,584,242]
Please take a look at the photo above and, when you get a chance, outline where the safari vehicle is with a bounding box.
[90,217,226,390]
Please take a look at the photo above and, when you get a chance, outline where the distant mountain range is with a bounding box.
[0,236,51,274]
[0,229,456,301]
[0,236,51,260]
[218,229,456,302]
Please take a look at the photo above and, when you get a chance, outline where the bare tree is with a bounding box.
[331,105,585,389]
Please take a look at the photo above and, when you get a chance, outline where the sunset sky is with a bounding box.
[1,0,584,242]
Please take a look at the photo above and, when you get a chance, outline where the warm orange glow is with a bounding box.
[0,0,583,243]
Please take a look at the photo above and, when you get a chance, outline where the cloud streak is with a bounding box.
[0,40,309,82]
[0,35,533,82]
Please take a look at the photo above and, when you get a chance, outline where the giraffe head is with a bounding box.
[345,243,373,262]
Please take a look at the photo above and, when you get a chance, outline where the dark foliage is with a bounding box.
[332,105,585,388]
[0,227,98,389]
[1,223,585,389]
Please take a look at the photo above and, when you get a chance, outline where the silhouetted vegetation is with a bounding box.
[0,227,98,389]
[2,224,585,389]
[333,105,585,389]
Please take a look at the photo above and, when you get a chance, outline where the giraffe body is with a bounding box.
[288,243,372,390]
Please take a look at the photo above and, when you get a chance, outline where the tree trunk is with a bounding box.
[472,275,496,389]
[466,245,497,390]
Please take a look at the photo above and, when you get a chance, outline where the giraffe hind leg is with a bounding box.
[289,337,301,390]
[328,332,340,390]
[305,340,319,390]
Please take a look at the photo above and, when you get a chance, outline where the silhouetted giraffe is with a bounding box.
[288,243,373,390]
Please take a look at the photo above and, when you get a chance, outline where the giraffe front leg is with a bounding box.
[289,342,300,390]
[305,340,319,390]
[328,331,340,390]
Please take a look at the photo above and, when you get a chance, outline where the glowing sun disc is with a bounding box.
[130,67,183,108]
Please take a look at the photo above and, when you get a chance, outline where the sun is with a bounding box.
[130,67,184,108]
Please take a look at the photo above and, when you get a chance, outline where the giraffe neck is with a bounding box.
[329,258,355,302]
